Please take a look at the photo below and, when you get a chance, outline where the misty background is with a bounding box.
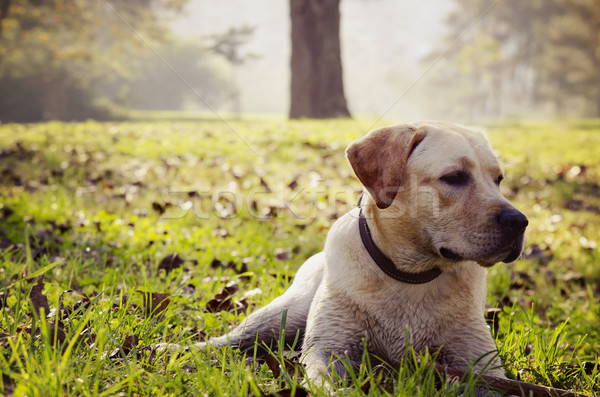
[1,0,599,122]
[171,0,453,118]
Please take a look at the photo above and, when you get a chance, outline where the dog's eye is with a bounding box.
[440,171,470,186]
[496,175,504,186]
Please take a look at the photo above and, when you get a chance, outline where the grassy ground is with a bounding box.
[0,117,598,396]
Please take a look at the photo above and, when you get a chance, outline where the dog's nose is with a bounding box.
[497,208,528,232]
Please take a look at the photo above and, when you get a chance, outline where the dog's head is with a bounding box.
[346,121,528,267]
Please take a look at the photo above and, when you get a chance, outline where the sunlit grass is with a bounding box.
[0,118,598,395]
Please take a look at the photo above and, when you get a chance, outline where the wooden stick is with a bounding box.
[433,363,587,397]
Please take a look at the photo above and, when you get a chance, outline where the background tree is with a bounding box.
[289,0,350,119]
[0,0,235,121]
[93,40,231,114]
[432,0,600,119]
[210,26,258,119]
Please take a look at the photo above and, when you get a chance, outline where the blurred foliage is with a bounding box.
[94,40,231,112]
[430,0,600,120]
[210,26,258,66]
[0,0,237,122]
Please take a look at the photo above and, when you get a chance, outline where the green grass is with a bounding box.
[0,117,599,396]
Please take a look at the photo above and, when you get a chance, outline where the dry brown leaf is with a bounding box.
[29,276,49,317]
[157,253,185,275]
[108,335,140,360]
[138,291,171,317]
[204,283,247,314]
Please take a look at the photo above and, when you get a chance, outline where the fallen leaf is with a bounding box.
[261,206,278,218]
[151,202,172,215]
[55,289,75,318]
[288,178,299,191]
[485,307,502,335]
[267,351,303,379]
[71,295,92,314]
[122,335,140,355]
[157,253,185,275]
[223,283,239,296]
[182,284,196,296]
[145,347,158,366]
[265,354,282,378]
[108,335,140,360]
[260,177,272,192]
[205,284,247,314]
[2,373,14,395]
[211,258,248,274]
[583,361,597,375]
[0,205,14,218]
[29,276,49,317]
[47,321,66,346]
[499,296,514,309]
[302,140,328,150]
[49,220,71,234]
[509,271,535,290]
[211,258,231,269]
[75,328,96,347]
[205,296,234,313]
[274,248,290,261]
[138,291,171,317]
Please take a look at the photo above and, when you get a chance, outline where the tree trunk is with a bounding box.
[42,72,67,121]
[289,0,350,119]
[0,0,12,39]
[596,50,600,117]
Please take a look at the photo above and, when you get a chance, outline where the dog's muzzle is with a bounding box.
[440,207,529,266]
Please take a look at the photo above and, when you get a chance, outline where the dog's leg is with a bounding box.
[198,252,326,351]
[440,323,504,376]
[440,320,507,396]
[301,285,366,387]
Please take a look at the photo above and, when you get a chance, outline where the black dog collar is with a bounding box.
[358,209,442,284]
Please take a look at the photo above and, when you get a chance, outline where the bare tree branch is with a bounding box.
[434,363,588,397]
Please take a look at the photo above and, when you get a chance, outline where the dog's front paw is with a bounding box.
[192,341,207,350]
[152,342,186,353]
[153,341,209,353]
[474,386,513,397]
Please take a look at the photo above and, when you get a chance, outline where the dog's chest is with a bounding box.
[359,291,446,363]
[345,272,480,365]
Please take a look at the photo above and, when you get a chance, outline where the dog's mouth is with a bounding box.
[477,248,522,267]
[440,243,523,267]
[439,247,463,261]
[501,247,522,263]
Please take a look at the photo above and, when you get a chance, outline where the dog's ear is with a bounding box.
[346,125,427,209]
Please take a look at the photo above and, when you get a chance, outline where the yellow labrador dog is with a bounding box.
[193,122,528,390]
